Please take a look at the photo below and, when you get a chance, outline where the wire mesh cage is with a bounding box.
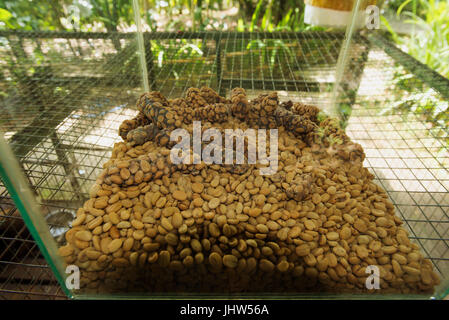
[0,8,448,299]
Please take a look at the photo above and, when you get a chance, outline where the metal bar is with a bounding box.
[49,132,82,201]
[144,34,157,91]
[335,35,372,124]
[215,34,223,95]
[8,104,77,159]
[21,76,140,87]
[0,30,347,41]
[220,78,325,91]
[0,261,49,268]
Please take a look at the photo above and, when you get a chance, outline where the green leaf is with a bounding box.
[0,8,12,22]
[397,0,413,18]
[250,0,264,32]
[237,18,245,32]
[380,16,399,43]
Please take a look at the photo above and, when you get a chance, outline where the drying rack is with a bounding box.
[0,29,448,299]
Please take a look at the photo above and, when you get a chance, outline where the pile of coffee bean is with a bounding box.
[59,87,440,295]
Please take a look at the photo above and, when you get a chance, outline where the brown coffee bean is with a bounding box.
[173,190,187,201]
[249,208,262,217]
[192,183,204,193]
[172,212,183,228]
[191,239,202,252]
[259,259,275,272]
[209,198,220,209]
[327,231,339,241]
[209,223,221,237]
[276,260,289,272]
[392,253,407,265]
[223,255,238,268]
[122,238,134,251]
[304,220,316,231]
[58,244,74,257]
[209,252,222,269]
[120,168,131,180]
[296,244,310,257]
[340,227,351,240]
[312,193,321,204]
[354,219,367,233]
[87,217,103,230]
[327,186,336,195]
[165,233,178,246]
[156,197,167,208]
[158,250,170,267]
[75,230,92,242]
[161,217,173,231]
[356,246,369,259]
[333,246,347,257]
[117,221,131,229]
[107,239,123,253]
[256,224,269,234]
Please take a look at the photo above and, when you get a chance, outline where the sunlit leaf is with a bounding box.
[0,8,12,22]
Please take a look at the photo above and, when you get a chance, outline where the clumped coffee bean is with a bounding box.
[60,87,440,295]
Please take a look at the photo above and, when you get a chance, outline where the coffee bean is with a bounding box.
[107,239,123,253]
[209,198,220,209]
[260,259,274,272]
[173,190,187,201]
[75,230,92,242]
[209,252,222,269]
[223,255,238,268]
[192,183,204,193]
[327,232,339,241]
[296,244,310,257]
[58,244,74,257]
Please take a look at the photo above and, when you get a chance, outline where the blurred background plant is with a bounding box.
[383,65,449,148]
[381,0,449,147]
[0,0,69,31]
[0,0,323,95]
[1,0,447,80]
[383,0,428,19]
[383,0,449,78]
[1,0,448,135]
[0,0,316,33]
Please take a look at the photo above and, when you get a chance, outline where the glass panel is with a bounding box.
[0,0,447,299]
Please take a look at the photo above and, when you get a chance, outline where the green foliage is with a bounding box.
[384,0,449,79]
[0,0,69,30]
[88,0,134,31]
[383,0,427,18]
[245,36,307,73]
[0,0,136,31]
[239,0,321,70]
[0,7,12,28]
[0,0,314,33]
[382,64,449,148]
[337,103,352,129]
[150,38,204,80]
[245,0,312,32]
[382,1,449,146]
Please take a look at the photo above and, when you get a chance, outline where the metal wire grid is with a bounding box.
[347,106,449,278]
[142,31,349,103]
[0,31,144,299]
[0,201,66,299]
[0,30,448,298]
[344,47,449,291]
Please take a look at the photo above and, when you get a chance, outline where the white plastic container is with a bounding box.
[304,3,365,27]
[304,0,377,28]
